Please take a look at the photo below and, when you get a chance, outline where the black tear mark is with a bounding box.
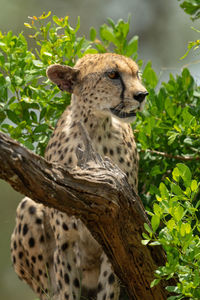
[119,76,126,99]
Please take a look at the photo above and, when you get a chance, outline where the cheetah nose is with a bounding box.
[134,91,148,103]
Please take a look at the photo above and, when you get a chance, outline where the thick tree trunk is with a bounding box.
[0,130,174,299]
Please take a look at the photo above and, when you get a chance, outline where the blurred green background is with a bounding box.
[0,0,200,299]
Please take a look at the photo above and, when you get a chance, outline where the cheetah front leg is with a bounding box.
[48,209,82,300]
[97,253,120,300]
[11,197,56,300]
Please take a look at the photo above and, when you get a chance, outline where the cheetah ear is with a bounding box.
[46,64,80,93]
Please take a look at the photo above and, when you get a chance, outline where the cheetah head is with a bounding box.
[47,54,148,123]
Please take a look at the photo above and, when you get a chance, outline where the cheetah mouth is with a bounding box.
[110,108,137,119]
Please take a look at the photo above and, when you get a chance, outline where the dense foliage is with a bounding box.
[143,163,200,299]
[0,9,200,300]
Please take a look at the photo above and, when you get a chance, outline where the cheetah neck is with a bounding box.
[70,94,124,142]
[70,96,110,137]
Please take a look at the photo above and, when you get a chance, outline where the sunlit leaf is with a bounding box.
[159,183,169,200]
[151,215,160,232]
[150,279,161,288]
[24,23,32,28]
[90,27,96,41]
[177,163,192,187]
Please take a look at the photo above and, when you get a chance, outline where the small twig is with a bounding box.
[47,123,55,131]
[15,89,20,102]
[141,149,200,161]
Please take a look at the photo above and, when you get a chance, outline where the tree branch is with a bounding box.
[0,131,175,299]
[142,148,200,161]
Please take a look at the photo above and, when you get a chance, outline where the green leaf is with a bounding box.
[182,107,194,126]
[74,16,80,33]
[30,111,37,123]
[142,61,158,88]
[179,0,200,20]
[151,215,160,232]
[43,52,52,57]
[165,286,180,293]
[24,23,32,29]
[144,223,153,235]
[117,19,129,38]
[150,278,161,288]
[90,27,96,41]
[100,25,118,45]
[7,110,20,124]
[138,131,149,149]
[194,253,200,260]
[191,180,198,192]
[142,232,150,240]
[159,182,169,200]
[14,76,23,86]
[95,43,107,53]
[176,163,192,187]
[23,140,34,150]
[166,219,175,231]
[0,110,6,123]
[39,11,51,20]
[180,223,191,236]
[151,165,162,176]
[32,60,44,67]
[149,241,161,246]
[126,36,138,56]
[167,296,181,300]
[165,97,176,119]
[141,239,150,245]
[52,15,63,26]
[168,132,179,145]
[153,203,162,216]
[171,183,183,196]
[172,167,180,182]
[0,52,5,65]
[107,18,116,29]
[173,205,184,222]
[34,124,49,133]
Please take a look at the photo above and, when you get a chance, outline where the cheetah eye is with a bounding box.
[107,71,120,80]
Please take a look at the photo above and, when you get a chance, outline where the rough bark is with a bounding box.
[0,130,174,299]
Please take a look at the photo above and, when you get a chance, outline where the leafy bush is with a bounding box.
[0,10,200,300]
[135,67,200,207]
[139,2,200,298]
[143,164,200,299]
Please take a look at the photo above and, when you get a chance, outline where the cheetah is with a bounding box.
[11,53,148,300]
